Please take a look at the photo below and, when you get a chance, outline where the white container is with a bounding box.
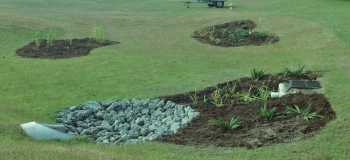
[271,92,279,98]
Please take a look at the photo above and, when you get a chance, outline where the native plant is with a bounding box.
[209,116,242,130]
[246,68,265,81]
[253,103,277,120]
[190,89,198,105]
[227,80,237,94]
[230,30,248,44]
[238,20,245,25]
[203,95,210,102]
[215,38,221,45]
[211,89,222,104]
[285,102,324,121]
[94,26,104,42]
[221,28,231,38]
[283,64,305,76]
[250,114,260,122]
[241,24,249,29]
[211,100,226,107]
[218,24,225,28]
[210,27,215,34]
[256,79,272,101]
[255,32,265,39]
[47,29,57,46]
[34,28,44,48]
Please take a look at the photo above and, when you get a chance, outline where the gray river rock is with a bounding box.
[57,98,199,146]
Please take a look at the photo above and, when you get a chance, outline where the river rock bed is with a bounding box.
[56,98,200,145]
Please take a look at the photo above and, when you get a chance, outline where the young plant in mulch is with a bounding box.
[283,64,305,76]
[255,32,265,39]
[209,116,242,131]
[245,68,265,81]
[284,102,324,121]
[47,29,57,46]
[34,28,44,48]
[251,103,282,121]
[190,89,198,105]
[94,26,104,42]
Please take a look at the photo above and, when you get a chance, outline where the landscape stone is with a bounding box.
[83,101,102,112]
[56,99,200,146]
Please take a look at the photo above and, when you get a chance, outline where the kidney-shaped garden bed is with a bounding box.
[193,20,279,47]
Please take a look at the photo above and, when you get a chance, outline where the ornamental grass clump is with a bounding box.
[209,116,242,130]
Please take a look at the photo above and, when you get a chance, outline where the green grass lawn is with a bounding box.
[1,0,350,159]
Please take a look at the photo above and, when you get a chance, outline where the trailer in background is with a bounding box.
[182,0,227,8]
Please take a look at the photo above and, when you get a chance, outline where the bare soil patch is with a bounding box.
[193,20,279,47]
[15,38,119,59]
[155,71,335,149]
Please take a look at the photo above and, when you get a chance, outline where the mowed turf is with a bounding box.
[0,0,350,159]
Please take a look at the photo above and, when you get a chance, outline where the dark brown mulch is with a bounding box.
[154,71,336,149]
[193,20,279,47]
[15,38,119,59]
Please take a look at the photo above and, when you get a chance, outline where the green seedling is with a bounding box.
[255,103,277,120]
[215,39,221,45]
[211,100,225,107]
[250,114,260,122]
[245,68,265,81]
[255,32,265,39]
[237,78,241,84]
[47,29,57,46]
[238,20,245,25]
[285,102,324,121]
[203,95,210,102]
[190,89,198,105]
[209,116,242,130]
[221,28,231,38]
[241,24,249,29]
[35,28,44,47]
[94,26,104,42]
[211,89,221,104]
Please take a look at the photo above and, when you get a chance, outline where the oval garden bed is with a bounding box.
[155,70,335,149]
[193,20,279,47]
